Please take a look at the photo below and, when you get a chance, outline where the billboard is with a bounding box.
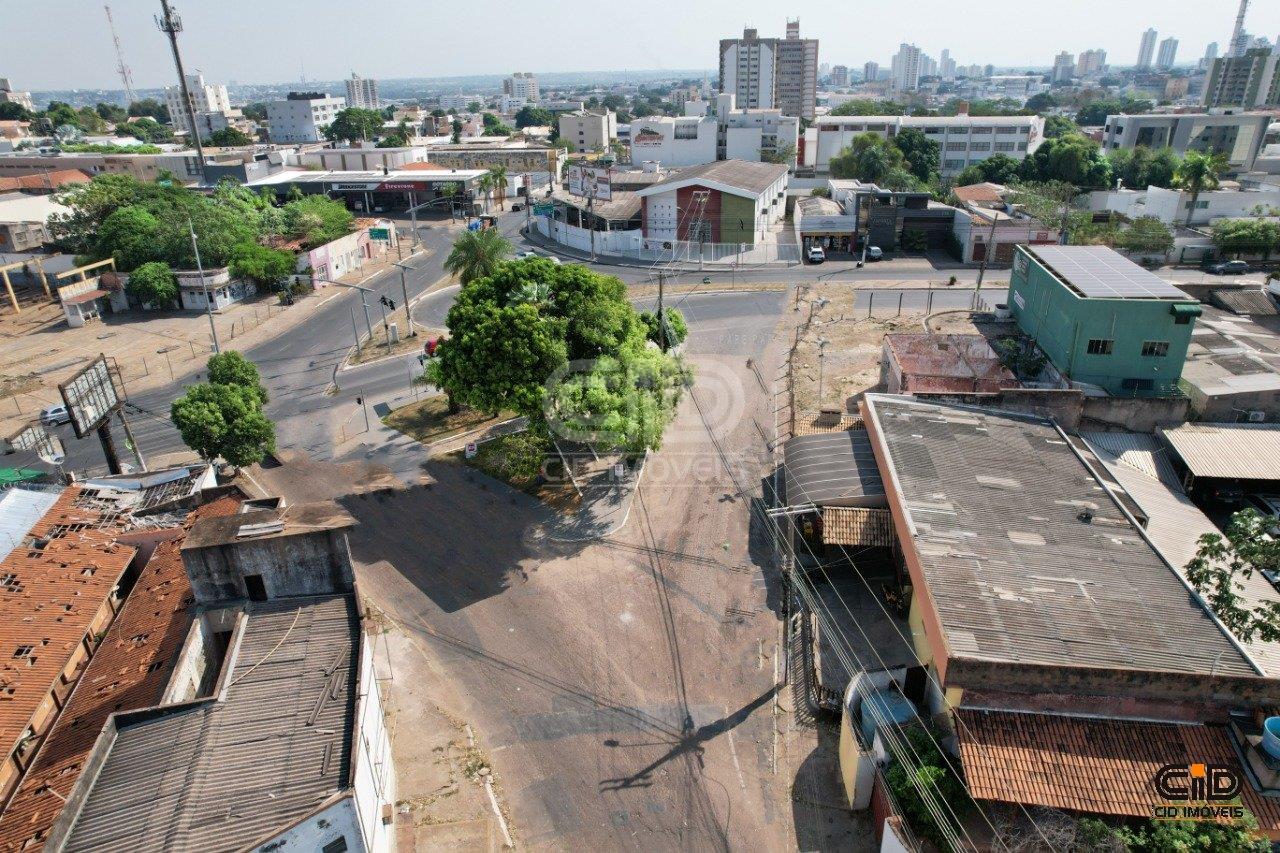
[566,165,612,201]
[4,423,63,465]
[58,356,122,439]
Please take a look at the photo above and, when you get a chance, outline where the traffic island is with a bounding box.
[458,431,582,516]
[381,396,514,446]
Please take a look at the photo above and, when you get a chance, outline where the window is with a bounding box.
[971,142,991,152]
[944,159,965,169]
[1086,338,1113,355]
[12,645,33,659]
[946,141,967,151]
[1121,378,1155,391]
[1141,341,1170,357]
[994,141,1016,152]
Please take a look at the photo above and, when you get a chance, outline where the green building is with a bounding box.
[1008,245,1201,397]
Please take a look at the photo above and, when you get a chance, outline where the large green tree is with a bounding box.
[281,194,354,248]
[829,132,916,187]
[229,241,296,295]
[443,228,513,284]
[171,352,275,467]
[207,126,254,146]
[892,127,940,183]
[1115,216,1174,256]
[96,205,163,270]
[123,117,173,144]
[206,350,269,404]
[829,100,905,116]
[126,261,177,308]
[323,107,385,142]
[1187,508,1280,643]
[546,350,688,453]
[1212,218,1280,258]
[953,153,1021,187]
[1017,134,1112,188]
[127,98,169,122]
[514,106,553,128]
[1108,146,1180,190]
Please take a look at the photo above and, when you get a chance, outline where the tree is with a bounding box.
[126,261,177,308]
[481,113,513,137]
[1174,150,1228,226]
[1108,146,1181,190]
[467,101,482,113]
[229,241,295,295]
[1075,96,1154,126]
[451,119,463,143]
[640,308,688,349]
[1017,134,1111,188]
[1187,508,1280,643]
[281,195,354,248]
[323,107,385,143]
[171,381,275,467]
[514,106,553,128]
[487,165,509,210]
[1024,92,1058,112]
[1116,216,1173,256]
[206,350,269,404]
[0,102,31,121]
[892,127,940,183]
[241,102,269,122]
[207,126,254,147]
[127,98,169,122]
[761,143,797,166]
[1042,115,1079,139]
[545,350,688,452]
[443,228,513,284]
[376,120,411,148]
[1212,218,1280,258]
[829,133,909,184]
[829,100,905,116]
[95,102,128,123]
[96,205,163,271]
[1009,180,1087,238]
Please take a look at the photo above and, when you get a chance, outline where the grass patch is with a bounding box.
[461,431,581,514]
[347,322,443,366]
[382,396,515,445]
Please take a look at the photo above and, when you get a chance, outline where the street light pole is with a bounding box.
[188,217,219,353]
[392,261,416,337]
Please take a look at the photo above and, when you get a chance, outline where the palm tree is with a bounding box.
[488,166,508,211]
[443,227,513,285]
[441,182,459,220]
[507,281,551,307]
[1174,150,1228,227]
[477,173,496,215]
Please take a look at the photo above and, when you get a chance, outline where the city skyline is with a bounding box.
[4,0,1278,92]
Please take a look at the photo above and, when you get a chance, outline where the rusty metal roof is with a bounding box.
[884,333,1018,394]
[0,495,242,852]
[0,487,137,762]
[863,394,1259,678]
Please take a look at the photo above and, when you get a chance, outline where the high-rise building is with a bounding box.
[891,44,923,92]
[1076,49,1107,77]
[1228,0,1250,57]
[831,65,850,87]
[1052,51,1075,82]
[345,73,379,109]
[863,61,880,83]
[1156,37,1179,70]
[0,78,34,111]
[718,21,817,121]
[1204,47,1280,107]
[503,73,539,103]
[939,49,957,80]
[164,72,231,137]
[1137,28,1159,69]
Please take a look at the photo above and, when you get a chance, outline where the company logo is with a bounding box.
[632,128,664,146]
[1150,763,1245,822]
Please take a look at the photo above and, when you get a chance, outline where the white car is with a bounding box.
[865,246,884,261]
[40,404,71,427]
[514,251,538,260]
[806,246,826,264]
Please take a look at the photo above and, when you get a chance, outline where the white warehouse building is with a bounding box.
[803,113,1045,178]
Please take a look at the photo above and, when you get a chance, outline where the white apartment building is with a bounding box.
[497,94,528,114]
[1137,28,1159,69]
[1102,112,1272,171]
[559,110,618,153]
[719,21,818,121]
[629,116,717,167]
[345,73,380,109]
[1086,184,1280,225]
[1051,51,1075,83]
[165,73,231,136]
[267,93,346,143]
[891,44,923,92]
[0,79,33,111]
[439,94,483,111]
[1156,37,1180,70]
[803,114,1046,178]
[504,73,539,103]
[626,94,798,167]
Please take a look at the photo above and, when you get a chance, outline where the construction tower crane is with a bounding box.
[104,5,137,103]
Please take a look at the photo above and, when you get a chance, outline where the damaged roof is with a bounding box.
[181,501,356,550]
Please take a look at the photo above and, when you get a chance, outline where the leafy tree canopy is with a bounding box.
[1075,96,1154,126]
[206,350,269,405]
[323,107,385,142]
[444,227,513,285]
[515,106,554,128]
[207,126,254,147]
[1212,218,1280,255]
[829,100,905,116]
[1017,134,1112,189]
[229,241,295,294]
[1188,508,1280,642]
[1042,115,1080,139]
[122,117,173,144]
[127,98,170,122]
[281,194,354,249]
[1108,146,1180,189]
[126,261,177,308]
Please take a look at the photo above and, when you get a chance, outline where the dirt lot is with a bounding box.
[789,283,986,415]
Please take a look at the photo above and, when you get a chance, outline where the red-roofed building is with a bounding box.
[0,170,91,195]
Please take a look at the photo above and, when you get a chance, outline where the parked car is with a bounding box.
[510,202,524,212]
[1244,494,1280,533]
[514,250,538,260]
[865,246,884,261]
[39,404,70,427]
[1207,259,1250,275]
[806,245,826,264]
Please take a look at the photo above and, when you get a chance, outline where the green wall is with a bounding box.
[1008,247,1200,397]
[719,194,756,246]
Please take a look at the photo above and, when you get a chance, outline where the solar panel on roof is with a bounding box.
[1030,246,1191,300]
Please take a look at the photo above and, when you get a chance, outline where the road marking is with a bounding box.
[726,728,749,795]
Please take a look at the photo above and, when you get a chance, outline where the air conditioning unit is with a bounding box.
[1247,410,1267,423]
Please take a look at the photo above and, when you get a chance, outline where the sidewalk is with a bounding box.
[521,226,802,272]
[0,246,428,437]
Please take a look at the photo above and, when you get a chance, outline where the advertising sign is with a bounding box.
[58,356,122,439]
[632,127,664,147]
[566,165,612,201]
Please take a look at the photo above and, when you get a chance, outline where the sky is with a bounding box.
[5,0,1280,91]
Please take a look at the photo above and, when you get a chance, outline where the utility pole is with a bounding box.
[188,217,219,354]
[588,194,596,262]
[117,408,147,472]
[656,270,666,351]
[97,422,122,475]
[524,174,532,234]
[973,208,1001,296]
[350,306,361,353]
[396,264,414,336]
[156,0,208,185]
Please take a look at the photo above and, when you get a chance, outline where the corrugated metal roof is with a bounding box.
[783,429,886,508]
[59,595,358,853]
[638,159,788,197]
[0,496,242,852]
[1158,422,1280,480]
[1079,431,1181,486]
[0,488,61,563]
[864,394,1257,678]
[1211,288,1279,316]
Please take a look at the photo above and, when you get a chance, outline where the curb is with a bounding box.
[520,227,802,273]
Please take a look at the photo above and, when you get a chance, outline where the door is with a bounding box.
[244,574,267,602]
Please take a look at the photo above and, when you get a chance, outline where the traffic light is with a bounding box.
[387,299,396,311]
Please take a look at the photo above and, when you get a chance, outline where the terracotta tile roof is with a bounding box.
[952,182,1006,204]
[821,507,895,546]
[0,495,241,851]
[397,160,448,171]
[0,171,92,193]
[956,708,1280,834]
[0,488,137,760]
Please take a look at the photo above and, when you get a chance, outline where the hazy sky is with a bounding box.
[6,0,1280,91]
